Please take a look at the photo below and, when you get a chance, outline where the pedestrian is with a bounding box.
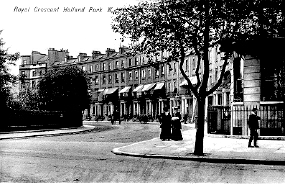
[110,113,115,125]
[116,109,121,125]
[171,107,183,141]
[159,107,172,141]
[248,107,260,148]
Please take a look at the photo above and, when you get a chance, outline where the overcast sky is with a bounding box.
[0,0,138,75]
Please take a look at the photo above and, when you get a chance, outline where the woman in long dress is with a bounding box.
[171,107,183,141]
[159,107,172,141]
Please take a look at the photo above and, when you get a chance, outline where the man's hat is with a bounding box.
[252,107,258,111]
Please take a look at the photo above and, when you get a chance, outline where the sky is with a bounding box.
[0,0,139,76]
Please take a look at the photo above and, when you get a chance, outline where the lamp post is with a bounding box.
[87,89,92,120]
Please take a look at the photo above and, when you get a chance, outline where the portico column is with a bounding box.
[181,98,185,115]
[159,100,161,114]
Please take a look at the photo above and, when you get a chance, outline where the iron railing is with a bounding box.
[232,104,285,136]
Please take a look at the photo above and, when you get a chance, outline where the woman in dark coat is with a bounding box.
[159,107,172,141]
[171,107,183,141]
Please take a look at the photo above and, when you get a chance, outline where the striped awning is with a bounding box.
[180,77,198,86]
[119,86,131,93]
[133,84,144,92]
[154,82,165,90]
[142,83,156,92]
[97,89,105,92]
[103,87,118,95]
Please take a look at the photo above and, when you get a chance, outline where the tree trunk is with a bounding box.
[194,96,206,155]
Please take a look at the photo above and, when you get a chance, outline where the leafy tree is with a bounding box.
[37,66,91,112]
[112,0,284,155]
[0,30,20,112]
[17,88,40,110]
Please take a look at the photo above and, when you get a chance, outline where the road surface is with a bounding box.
[1,121,285,183]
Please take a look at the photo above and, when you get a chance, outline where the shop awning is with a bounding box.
[142,83,156,92]
[103,87,118,95]
[133,84,144,92]
[97,89,105,92]
[180,77,198,86]
[119,86,131,93]
[154,82,165,90]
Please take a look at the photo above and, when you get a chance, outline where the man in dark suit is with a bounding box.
[248,107,260,148]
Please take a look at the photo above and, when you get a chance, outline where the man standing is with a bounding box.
[248,107,260,148]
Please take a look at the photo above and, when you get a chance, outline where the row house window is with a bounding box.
[192,57,196,72]
[209,75,212,85]
[155,68,159,78]
[103,63,107,71]
[261,57,284,101]
[115,61,119,69]
[185,59,189,72]
[142,57,146,64]
[90,65,93,73]
[121,60,125,68]
[173,80,177,93]
[215,68,218,81]
[108,62,111,70]
[108,74,112,84]
[94,76,99,85]
[135,70,139,79]
[121,72,125,83]
[142,69,146,79]
[129,58,132,67]
[217,94,223,105]
[173,62,177,74]
[82,66,86,71]
[148,68,151,78]
[115,73,119,83]
[32,81,36,89]
[103,75,106,84]
[135,57,139,66]
[96,64,99,71]
[129,71,132,80]
[32,70,36,77]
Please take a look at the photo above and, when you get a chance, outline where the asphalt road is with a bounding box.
[1,121,285,183]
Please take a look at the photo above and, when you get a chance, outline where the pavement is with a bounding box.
[0,125,95,140]
[1,121,285,165]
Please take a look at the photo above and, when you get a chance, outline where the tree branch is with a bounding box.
[200,0,210,96]
[178,38,198,98]
[205,54,229,96]
[193,32,201,90]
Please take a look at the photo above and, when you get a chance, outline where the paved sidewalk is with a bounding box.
[1,122,285,164]
[0,125,95,140]
[113,124,285,165]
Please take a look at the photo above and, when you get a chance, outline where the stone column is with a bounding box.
[243,55,261,107]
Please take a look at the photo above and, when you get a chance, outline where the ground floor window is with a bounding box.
[261,57,285,101]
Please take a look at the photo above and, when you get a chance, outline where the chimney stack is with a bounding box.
[105,48,116,57]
